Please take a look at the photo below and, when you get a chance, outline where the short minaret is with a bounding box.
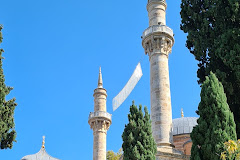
[142,0,175,152]
[88,67,112,160]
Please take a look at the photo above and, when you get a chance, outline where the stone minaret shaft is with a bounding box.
[142,0,174,149]
[88,68,112,160]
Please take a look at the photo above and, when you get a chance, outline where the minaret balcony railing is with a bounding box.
[88,111,112,121]
[142,25,173,39]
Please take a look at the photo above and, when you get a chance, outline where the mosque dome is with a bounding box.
[148,0,166,3]
[21,148,60,160]
[172,117,198,136]
[21,136,60,160]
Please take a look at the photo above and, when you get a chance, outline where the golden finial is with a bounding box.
[181,108,184,118]
[42,136,45,148]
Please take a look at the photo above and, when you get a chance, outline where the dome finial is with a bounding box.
[42,136,45,149]
[181,108,184,118]
[98,67,103,88]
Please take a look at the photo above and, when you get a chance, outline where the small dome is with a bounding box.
[148,0,166,3]
[172,117,198,136]
[21,136,60,160]
[21,148,60,160]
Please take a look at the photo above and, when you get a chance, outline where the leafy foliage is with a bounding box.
[106,149,123,160]
[190,72,237,160]
[0,25,17,149]
[122,101,156,160]
[180,0,240,138]
[221,139,240,160]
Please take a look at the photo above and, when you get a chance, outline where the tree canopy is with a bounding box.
[221,139,240,160]
[180,0,240,138]
[106,149,123,160]
[0,25,17,149]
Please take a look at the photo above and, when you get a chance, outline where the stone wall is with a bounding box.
[156,151,190,160]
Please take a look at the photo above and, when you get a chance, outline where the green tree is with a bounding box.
[190,72,237,160]
[0,25,17,149]
[180,0,240,138]
[107,149,123,160]
[122,101,156,160]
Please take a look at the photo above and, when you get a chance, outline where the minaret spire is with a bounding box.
[98,67,103,88]
[89,68,112,160]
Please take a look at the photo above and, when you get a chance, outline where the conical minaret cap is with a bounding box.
[98,67,103,88]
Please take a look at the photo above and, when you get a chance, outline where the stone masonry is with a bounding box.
[88,68,112,160]
[142,0,174,149]
[142,0,189,159]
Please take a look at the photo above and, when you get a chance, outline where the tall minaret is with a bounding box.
[142,0,175,152]
[88,67,112,160]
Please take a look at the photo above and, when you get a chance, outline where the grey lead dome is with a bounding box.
[21,136,60,160]
[148,0,166,3]
[21,147,60,160]
[172,117,198,136]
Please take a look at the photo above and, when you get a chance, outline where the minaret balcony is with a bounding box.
[142,25,173,40]
[88,111,112,123]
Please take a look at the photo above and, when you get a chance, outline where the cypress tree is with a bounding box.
[122,102,156,160]
[180,0,240,138]
[0,25,17,149]
[190,72,237,160]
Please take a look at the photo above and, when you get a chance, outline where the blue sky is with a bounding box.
[0,0,200,159]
